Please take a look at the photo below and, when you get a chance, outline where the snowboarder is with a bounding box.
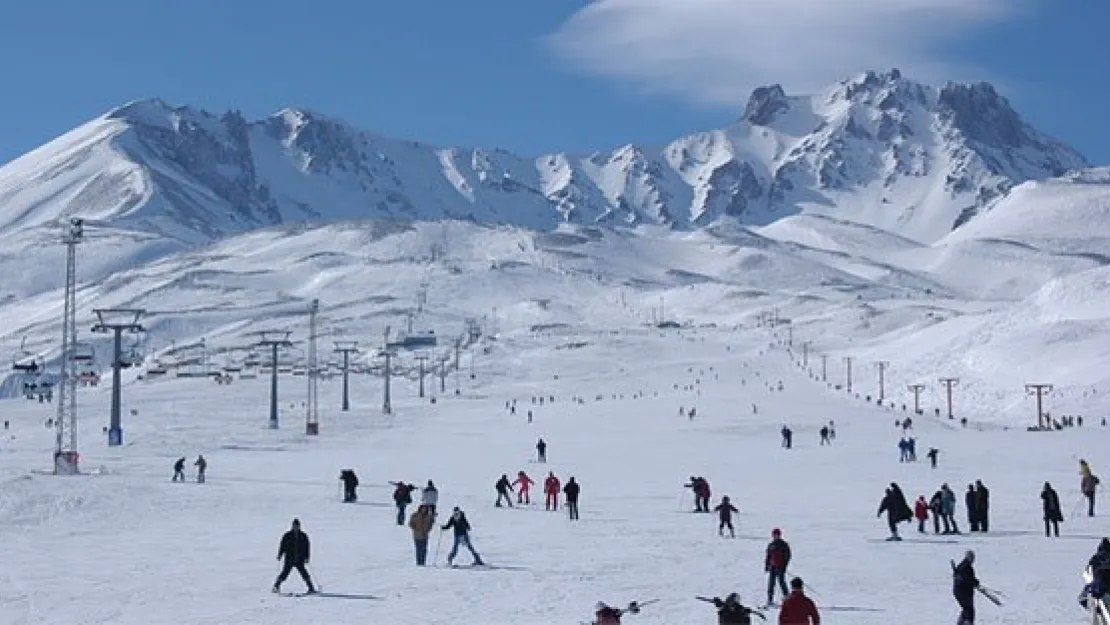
[392,481,418,524]
[818,426,830,445]
[339,469,359,503]
[564,477,581,520]
[442,507,483,566]
[536,438,547,463]
[715,496,739,538]
[544,472,561,510]
[778,577,820,624]
[952,550,979,625]
[1083,470,1101,517]
[272,518,316,594]
[686,477,711,512]
[940,483,960,534]
[698,593,765,624]
[194,455,206,483]
[513,470,534,504]
[495,474,514,507]
[1042,481,1063,537]
[877,484,912,540]
[421,480,439,516]
[764,528,791,607]
[408,504,434,566]
[926,447,939,469]
[914,495,929,533]
[172,457,186,482]
[974,480,990,532]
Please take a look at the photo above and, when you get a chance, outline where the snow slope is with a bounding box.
[1,325,1106,624]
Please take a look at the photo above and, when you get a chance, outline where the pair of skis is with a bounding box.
[695,596,767,620]
[950,560,1004,606]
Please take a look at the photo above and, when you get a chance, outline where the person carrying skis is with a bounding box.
[764,528,791,607]
[974,480,990,532]
[272,518,316,594]
[914,495,929,533]
[513,470,534,504]
[442,507,484,566]
[1042,481,1063,537]
[408,504,435,566]
[544,472,561,510]
[1082,470,1100,517]
[564,477,581,520]
[778,577,820,624]
[536,438,547,463]
[699,593,764,624]
[421,480,439,516]
[495,474,515,507]
[172,457,186,482]
[194,455,207,483]
[952,550,979,625]
[715,496,739,538]
[391,480,418,524]
[877,483,912,540]
[339,469,359,503]
[594,601,640,624]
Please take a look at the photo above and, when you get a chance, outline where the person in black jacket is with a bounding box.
[878,483,912,540]
[272,518,316,594]
[391,480,417,524]
[715,496,739,538]
[966,484,979,532]
[442,507,484,566]
[1042,482,1063,537]
[536,438,547,463]
[952,550,979,625]
[1089,538,1110,595]
[340,469,359,503]
[974,480,990,532]
[563,477,581,520]
[929,489,946,534]
[495,474,514,508]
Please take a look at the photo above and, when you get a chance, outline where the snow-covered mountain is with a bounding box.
[0,69,1087,248]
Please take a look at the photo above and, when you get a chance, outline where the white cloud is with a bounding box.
[547,0,1026,106]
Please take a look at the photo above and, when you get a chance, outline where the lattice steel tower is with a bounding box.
[54,218,84,474]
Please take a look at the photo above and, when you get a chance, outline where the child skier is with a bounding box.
[715,496,739,538]
[513,470,534,504]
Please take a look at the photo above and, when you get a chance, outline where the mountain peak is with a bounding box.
[742,84,789,126]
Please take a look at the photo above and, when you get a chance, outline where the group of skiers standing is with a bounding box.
[171,455,206,483]
[494,470,580,519]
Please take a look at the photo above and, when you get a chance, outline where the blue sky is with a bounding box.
[0,0,1106,165]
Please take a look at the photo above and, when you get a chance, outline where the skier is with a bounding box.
[966,484,978,532]
[877,485,912,540]
[536,438,547,463]
[974,480,990,532]
[818,426,830,445]
[564,477,581,520]
[941,483,960,534]
[392,481,418,524]
[929,489,947,534]
[442,507,484,566]
[952,550,979,625]
[764,528,791,607]
[272,518,316,594]
[914,495,929,533]
[544,471,561,510]
[698,593,765,624]
[421,480,439,516]
[1083,470,1101,517]
[339,469,359,503]
[927,447,939,469]
[172,457,186,482]
[686,477,711,512]
[715,496,739,538]
[495,474,515,507]
[408,504,435,566]
[1042,481,1063,537]
[513,470,534,504]
[898,438,909,462]
[778,577,820,624]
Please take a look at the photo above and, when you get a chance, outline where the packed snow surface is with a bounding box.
[1,326,1106,624]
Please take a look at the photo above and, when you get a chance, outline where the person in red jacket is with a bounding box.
[778,577,820,624]
[514,471,535,505]
[544,472,561,510]
[914,495,930,533]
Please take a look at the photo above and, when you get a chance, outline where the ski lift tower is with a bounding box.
[54,218,84,474]
[258,331,293,429]
[305,299,320,435]
[91,308,146,446]
[333,341,359,411]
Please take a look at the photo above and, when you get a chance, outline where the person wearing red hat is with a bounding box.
[764,528,791,607]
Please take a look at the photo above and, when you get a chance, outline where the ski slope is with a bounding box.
[1,324,1105,624]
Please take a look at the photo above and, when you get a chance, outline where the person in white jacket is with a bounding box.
[421,480,439,516]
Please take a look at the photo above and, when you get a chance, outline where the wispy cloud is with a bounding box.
[547,0,1028,106]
